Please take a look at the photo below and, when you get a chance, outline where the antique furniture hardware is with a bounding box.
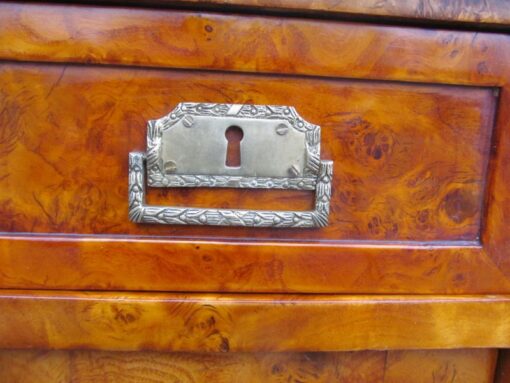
[128,103,333,227]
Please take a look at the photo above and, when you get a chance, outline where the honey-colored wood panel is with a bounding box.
[0,351,71,383]
[384,349,497,383]
[1,291,510,351]
[3,238,504,293]
[0,349,497,383]
[1,3,509,87]
[0,63,496,241]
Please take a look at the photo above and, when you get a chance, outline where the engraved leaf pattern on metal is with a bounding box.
[147,103,321,188]
[129,103,333,228]
[129,153,332,228]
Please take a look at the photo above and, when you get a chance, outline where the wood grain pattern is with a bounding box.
[383,349,497,383]
[2,239,502,293]
[482,88,510,285]
[1,2,510,294]
[1,291,510,351]
[0,63,495,241]
[100,0,510,27]
[1,3,509,86]
[0,349,497,383]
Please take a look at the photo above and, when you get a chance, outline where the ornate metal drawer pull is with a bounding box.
[128,103,333,228]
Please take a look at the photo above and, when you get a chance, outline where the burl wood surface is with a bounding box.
[1,3,510,294]
[2,291,510,351]
[110,0,510,27]
[0,349,497,383]
[0,63,495,241]
[2,3,509,87]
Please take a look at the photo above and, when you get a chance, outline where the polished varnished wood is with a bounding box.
[0,4,510,293]
[1,1,509,379]
[1,291,510,351]
[1,3,510,294]
[1,239,499,293]
[1,3,509,86]
[107,0,510,27]
[382,349,497,383]
[0,349,498,383]
[0,63,495,241]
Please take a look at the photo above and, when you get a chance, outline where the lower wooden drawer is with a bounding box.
[0,292,506,382]
[0,349,498,383]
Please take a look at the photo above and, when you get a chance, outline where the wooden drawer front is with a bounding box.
[0,349,498,383]
[0,63,495,241]
[1,3,510,294]
[2,291,510,351]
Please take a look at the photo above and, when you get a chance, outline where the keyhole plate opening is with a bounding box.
[157,111,310,178]
[225,125,244,167]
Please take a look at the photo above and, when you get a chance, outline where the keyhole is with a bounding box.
[225,125,243,167]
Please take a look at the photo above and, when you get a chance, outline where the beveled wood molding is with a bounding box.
[1,290,510,352]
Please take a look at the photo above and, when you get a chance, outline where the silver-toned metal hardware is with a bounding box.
[288,164,300,177]
[275,123,289,136]
[164,160,177,174]
[182,115,194,128]
[128,103,333,227]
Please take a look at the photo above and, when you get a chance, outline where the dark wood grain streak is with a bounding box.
[0,349,498,383]
[1,291,510,351]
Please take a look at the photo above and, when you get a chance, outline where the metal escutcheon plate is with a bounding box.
[128,103,333,228]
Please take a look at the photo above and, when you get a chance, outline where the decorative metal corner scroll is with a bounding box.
[128,103,333,228]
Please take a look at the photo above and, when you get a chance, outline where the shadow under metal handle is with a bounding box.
[128,152,333,228]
